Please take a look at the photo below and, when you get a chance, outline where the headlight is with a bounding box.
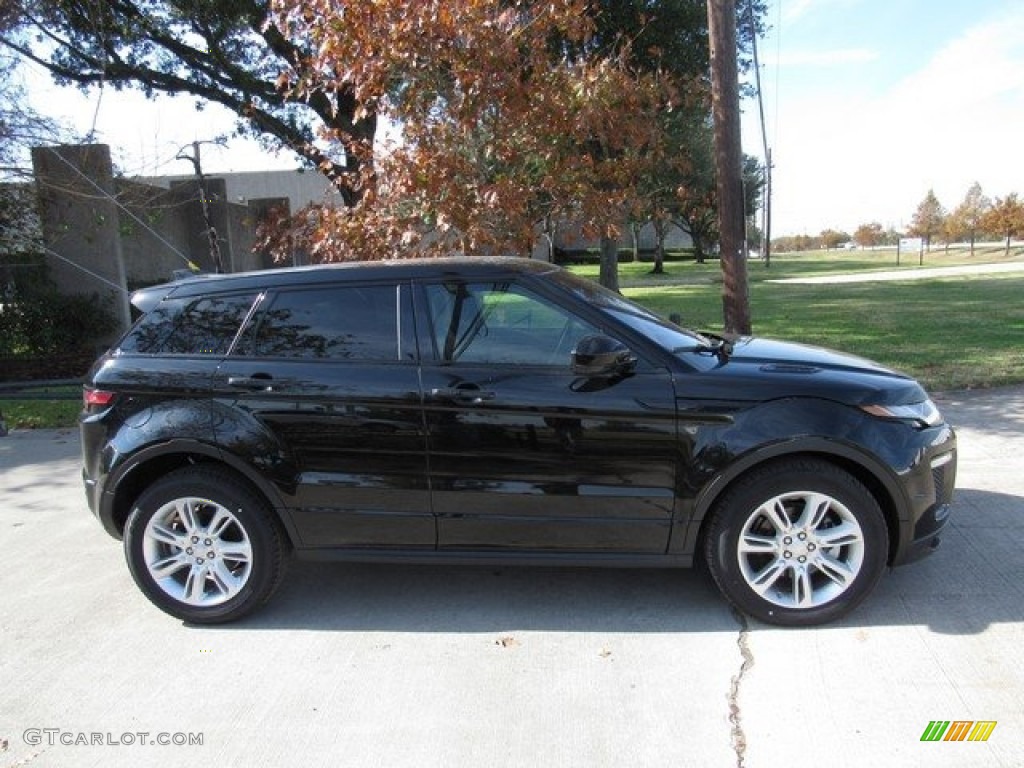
[860,399,943,428]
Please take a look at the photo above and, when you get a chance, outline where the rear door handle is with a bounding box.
[227,374,274,392]
[430,383,495,404]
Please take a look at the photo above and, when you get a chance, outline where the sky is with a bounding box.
[742,0,1024,235]
[16,0,1024,237]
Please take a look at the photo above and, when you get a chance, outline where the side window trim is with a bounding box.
[226,290,267,357]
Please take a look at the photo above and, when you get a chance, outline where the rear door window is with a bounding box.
[240,284,414,361]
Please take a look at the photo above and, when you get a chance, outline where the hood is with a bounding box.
[680,336,928,407]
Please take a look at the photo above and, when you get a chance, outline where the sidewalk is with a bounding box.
[768,260,1024,284]
[1,387,1022,768]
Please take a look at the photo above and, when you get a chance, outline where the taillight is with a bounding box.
[83,388,116,408]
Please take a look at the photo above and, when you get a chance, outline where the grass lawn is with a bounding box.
[572,247,1024,392]
[0,385,81,430]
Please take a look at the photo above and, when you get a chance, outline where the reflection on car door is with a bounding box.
[416,279,678,554]
[213,282,434,550]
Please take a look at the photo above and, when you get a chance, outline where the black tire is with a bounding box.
[704,458,889,626]
[124,466,288,624]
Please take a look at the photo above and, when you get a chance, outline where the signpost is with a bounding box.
[898,237,924,266]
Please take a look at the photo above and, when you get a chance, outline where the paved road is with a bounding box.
[767,260,1024,284]
[1,387,1021,767]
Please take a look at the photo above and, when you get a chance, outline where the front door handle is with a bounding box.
[430,383,496,404]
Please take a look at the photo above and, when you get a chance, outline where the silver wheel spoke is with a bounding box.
[218,541,252,564]
[764,499,794,533]
[178,499,200,533]
[815,552,854,587]
[149,522,183,548]
[208,560,238,596]
[150,552,189,579]
[817,523,862,549]
[207,508,234,539]
[184,565,208,603]
[798,494,832,530]
[739,532,777,555]
[749,558,789,595]
[793,567,814,606]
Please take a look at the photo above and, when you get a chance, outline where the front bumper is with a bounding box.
[892,425,957,566]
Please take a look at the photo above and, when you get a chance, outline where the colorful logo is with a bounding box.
[920,721,997,742]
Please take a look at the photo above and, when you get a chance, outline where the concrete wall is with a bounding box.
[32,144,283,333]
[116,179,196,287]
[31,144,132,334]
[141,168,341,211]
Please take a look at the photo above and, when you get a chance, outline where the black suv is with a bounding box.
[81,258,957,626]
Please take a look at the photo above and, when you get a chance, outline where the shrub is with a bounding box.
[0,258,117,358]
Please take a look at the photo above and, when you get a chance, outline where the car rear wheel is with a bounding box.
[705,458,889,626]
[124,467,287,623]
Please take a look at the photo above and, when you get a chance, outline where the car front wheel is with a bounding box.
[124,467,287,623]
[705,459,889,626]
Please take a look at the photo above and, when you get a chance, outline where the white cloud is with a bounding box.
[763,6,1024,235]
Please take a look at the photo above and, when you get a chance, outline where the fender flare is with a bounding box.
[677,436,911,558]
[100,438,299,545]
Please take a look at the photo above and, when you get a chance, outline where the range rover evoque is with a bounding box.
[81,257,957,626]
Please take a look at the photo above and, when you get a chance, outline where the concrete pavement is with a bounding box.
[767,260,1024,284]
[1,387,1022,767]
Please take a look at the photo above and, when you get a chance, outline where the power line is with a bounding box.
[43,146,196,268]
[747,0,772,266]
[41,246,129,295]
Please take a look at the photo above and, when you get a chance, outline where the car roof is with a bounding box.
[131,256,561,313]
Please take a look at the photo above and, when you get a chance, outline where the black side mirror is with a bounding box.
[571,335,637,378]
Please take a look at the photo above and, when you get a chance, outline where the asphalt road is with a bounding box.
[1,387,1021,768]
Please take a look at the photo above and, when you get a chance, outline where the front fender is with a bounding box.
[668,397,920,557]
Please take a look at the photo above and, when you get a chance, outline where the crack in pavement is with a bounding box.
[727,607,754,768]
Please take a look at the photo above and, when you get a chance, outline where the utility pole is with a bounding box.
[707,0,751,334]
[746,0,772,269]
[177,140,225,274]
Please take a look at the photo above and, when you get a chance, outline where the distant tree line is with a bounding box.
[773,183,1024,255]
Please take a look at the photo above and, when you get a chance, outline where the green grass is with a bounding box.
[578,249,1024,392]
[0,385,81,430]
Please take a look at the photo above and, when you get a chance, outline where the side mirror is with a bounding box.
[571,335,637,378]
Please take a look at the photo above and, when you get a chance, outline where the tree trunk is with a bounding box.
[652,220,666,274]
[599,236,620,293]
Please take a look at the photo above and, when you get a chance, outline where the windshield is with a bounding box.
[547,268,717,361]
